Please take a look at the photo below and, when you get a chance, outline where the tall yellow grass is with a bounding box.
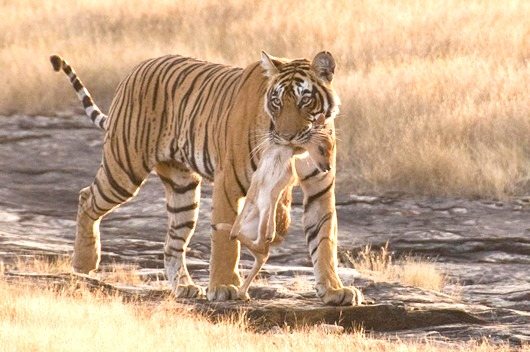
[1,0,529,197]
[0,280,521,352]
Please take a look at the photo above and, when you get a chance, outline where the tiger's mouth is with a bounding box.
[270,126,314,146]
[268,129,332,172]
[270,135,292,146]
[270,124,325,147]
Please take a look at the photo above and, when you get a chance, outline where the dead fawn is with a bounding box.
[216,117,334,300]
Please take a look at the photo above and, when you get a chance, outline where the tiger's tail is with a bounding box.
[50,55,107,130]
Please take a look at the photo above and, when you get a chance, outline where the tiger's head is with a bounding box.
[261,51,340,146]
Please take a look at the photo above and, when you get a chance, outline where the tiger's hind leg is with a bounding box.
[156,162,204,298]
[73,162,148,273]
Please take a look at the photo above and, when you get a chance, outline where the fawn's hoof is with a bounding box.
[237,289,251,301]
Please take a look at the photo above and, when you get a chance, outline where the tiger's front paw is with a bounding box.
[318,286,364,306]
[174,284,205,299]
[206,284,240,301]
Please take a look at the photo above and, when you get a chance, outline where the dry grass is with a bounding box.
[99,263,143,285]
[12,255,72,274]
[8,256,144,285]
[0,279,521,352]
[343,243,446,292]
[397,258,446,292]
[1,0,529,197]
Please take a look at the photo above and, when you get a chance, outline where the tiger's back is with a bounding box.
[105,55,251,182]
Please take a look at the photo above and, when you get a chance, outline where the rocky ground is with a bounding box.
[1,115,528,345]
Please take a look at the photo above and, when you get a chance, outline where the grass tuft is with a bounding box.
[13,255,72,274]
[342,243,446,292]
[100,263,143,285]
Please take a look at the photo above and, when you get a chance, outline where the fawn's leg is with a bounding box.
[237,250,268,301]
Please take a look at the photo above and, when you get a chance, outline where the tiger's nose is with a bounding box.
[279,132,296,141]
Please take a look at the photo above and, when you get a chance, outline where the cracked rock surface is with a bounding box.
[0,115,528,344]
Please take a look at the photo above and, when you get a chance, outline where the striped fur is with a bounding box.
[50,51,362,305]
[50,55,107,129]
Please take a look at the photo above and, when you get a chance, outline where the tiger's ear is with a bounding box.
[312,51,335,83]
[260,51,280,77]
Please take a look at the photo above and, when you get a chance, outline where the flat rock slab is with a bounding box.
[0,115,529,345]
[193,300,485,333]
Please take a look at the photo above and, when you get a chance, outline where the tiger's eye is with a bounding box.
[300,96,312,105]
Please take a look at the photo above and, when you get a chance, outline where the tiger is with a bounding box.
[49,51,363,306]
